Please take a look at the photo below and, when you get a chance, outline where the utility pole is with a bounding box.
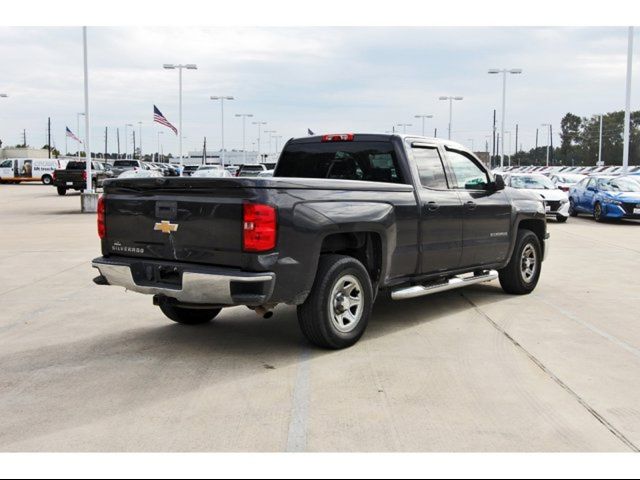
[434,127,437,138]
[117,128,120,159]
[47,117,51,158]
[550,124,554,165]
[23,129,27,148]
[203,137,207,165]
[514,124,519,159]
[598,114,604,166]
[535,128,539,165]
[104,127,108,161]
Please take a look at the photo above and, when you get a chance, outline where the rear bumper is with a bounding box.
[92,256,275,306]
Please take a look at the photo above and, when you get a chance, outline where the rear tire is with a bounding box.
[159,303,221,325]
[42,175,52,185]
[297,254,373,349]
[499,229,542,295]
[56,186,67,196]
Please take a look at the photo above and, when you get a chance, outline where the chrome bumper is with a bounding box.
[92,257,275,305]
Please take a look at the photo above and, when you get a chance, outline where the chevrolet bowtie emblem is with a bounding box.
[154,220,179,234]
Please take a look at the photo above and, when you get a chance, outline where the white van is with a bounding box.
[0,158,65,185]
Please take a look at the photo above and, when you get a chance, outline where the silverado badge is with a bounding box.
[154,220,179,234]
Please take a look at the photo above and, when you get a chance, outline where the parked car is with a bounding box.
[550,173,586,192]
[0,158,64,185]
[110,159,146,177]
[257,169,274,177]
[505,173,570,222]
[191,166,232,178]
[52,160,113,195]
[117,169,164,179]
[569,175,640,221]
[237,164,268,177]
[93,133,549,349]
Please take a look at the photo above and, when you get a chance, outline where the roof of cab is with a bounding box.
[287,133,468,151]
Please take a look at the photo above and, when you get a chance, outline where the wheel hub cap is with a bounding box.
[329,274,363,333]
[520,244,537,283]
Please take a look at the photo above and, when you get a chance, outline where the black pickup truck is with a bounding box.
[52,160,113,195]
[93,133,548,349]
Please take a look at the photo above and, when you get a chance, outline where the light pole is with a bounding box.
[488,68,522,168]
[622,26,634,174]
[397,123,412,134]
[252,121,267,161]
[76,112,85,158]
[234,113,253,164]
[541,123,551,167]
[414,114,433,136]
[210,96,234,168]
[264,130,276,156]
[138,121,143,160]
[124,123,133,159]
[272,135,283,155]
[467,139,475,151]
[438,96,463,140]
[504,131,512,166]
[163,63,197,172]
[82,26,92,194]
[157,131,164,162]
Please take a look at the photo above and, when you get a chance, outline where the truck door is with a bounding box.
[0,159,14,179]
[444,148,512,268]
[410,144,463,274]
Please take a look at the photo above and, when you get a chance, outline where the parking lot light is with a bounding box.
[210,96,235,168]
[488,68,523,168]
[541,123,552,167]
[164,63,198,172]
[252,121,267,160]
[414,114,433,136]
[397,123,412,134]
[235,113,254,164]
[439,96,464,140]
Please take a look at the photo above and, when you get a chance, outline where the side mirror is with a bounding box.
[493,174,505,191]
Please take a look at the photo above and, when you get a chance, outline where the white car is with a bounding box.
[117,169,164,179]
[549,173,586,193]
[506,173,570,222]
[191,167,232,178]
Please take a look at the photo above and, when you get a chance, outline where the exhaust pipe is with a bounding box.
[254,305,274,319]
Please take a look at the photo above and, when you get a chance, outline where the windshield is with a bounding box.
[607,178,640,192]
[275,141,405,184]
[510,175,555,190]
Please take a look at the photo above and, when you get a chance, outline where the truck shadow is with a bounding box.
[0,283,510,449]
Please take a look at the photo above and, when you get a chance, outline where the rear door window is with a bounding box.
[412,147,448,189]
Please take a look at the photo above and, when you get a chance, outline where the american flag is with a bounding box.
[154,105,178,135]
[66,127,82,143]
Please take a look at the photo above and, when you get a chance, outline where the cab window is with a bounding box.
[411,147,448,189]
[0,160,13,168]
[445,149,490,190]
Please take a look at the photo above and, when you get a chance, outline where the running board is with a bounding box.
[390,270,499,300]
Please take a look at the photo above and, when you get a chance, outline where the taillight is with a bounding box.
[97,196,106,239]
[82,170,87,181]
[52,171,56,181]
[243,203,277,252]
[321,133,354,142]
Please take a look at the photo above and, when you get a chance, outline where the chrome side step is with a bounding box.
[390,270,499,300]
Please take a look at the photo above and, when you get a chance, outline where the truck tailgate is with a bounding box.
[103,179,249,266]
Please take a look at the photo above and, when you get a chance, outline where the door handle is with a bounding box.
[465,201,477,210]
[426,201,440,212]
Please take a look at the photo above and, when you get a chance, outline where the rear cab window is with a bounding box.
[275,140,406,184]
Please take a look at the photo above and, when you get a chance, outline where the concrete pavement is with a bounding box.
[1,184,639,451]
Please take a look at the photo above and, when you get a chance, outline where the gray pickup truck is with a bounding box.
[93,133,548,349]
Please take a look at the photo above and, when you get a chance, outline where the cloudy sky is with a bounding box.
[0,26,636,156]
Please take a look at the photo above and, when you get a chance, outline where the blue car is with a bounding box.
[569,175,640,222]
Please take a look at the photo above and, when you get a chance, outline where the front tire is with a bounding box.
[499,229,542,295]
[297,254,373,349]
[569,198,578,217]
[56,186,67,196]
[594,202,605,222]
[159,302,221,325]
